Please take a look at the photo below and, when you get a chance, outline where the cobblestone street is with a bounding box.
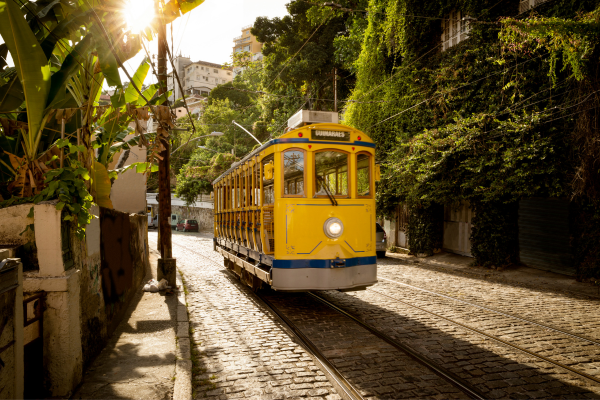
[149,231,600,400]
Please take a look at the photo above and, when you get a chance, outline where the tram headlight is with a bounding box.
[323,217,344,239]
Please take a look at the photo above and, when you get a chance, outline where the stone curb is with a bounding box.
[384,251,600,299]
[173,271,192,400]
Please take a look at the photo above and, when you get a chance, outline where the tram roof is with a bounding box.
[211,123,373,185]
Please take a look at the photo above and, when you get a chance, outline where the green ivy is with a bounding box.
[406,203,443,256]
[344,0,599,269]
[0,140,95,239]
[470,200,519,268]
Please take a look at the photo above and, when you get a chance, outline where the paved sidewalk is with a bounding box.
[385,251,600,299]
[72,251,178,400]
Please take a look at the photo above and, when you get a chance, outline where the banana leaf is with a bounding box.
[0,73,24,113]
[0,0,52,160]
[91,161,113,209]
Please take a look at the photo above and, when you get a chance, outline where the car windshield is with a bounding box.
[376,223,385,233]
[188,220,197,224]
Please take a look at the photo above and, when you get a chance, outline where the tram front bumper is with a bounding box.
[271,264,377,291]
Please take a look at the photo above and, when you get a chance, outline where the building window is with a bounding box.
[227,72,231,76]
[201,91,209,96]
[244,45,251,52]
[213,69,218,73]
[441,10,470,51]
[204,76,208,81]
[519,0,550,13]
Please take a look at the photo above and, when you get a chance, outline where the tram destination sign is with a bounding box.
[311,129,350,142]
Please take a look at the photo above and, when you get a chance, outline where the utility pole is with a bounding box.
[156,0,176,285]
[334,67,338,113]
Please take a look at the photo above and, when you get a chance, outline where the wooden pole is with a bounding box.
[60,118,65,168]
[157,1,172,259]
[334,67,338,113]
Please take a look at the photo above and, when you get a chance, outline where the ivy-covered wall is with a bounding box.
[345,0,600,276]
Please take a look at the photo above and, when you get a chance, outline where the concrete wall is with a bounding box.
[0,202,149,398]
[74,206,107,369]
[0,204,34,246]
[109,123,148,214]
[0,258,23,400]
[150,204,214,231]
[99,208,149,334]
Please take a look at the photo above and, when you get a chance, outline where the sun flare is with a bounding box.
[123,0,155,33]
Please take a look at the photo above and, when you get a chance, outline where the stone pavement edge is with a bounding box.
[72,249,192,400]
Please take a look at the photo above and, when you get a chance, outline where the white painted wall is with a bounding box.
[109,130,148,214]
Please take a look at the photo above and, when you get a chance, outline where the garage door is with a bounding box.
[518,198,574,276]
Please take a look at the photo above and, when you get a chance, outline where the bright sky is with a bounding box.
[122,0,289,88]
[1,0,289,88]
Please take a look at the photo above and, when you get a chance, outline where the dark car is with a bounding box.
[176,219,199,232]
[376,222,387,258]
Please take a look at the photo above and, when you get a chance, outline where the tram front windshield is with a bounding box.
[315,151,348,196]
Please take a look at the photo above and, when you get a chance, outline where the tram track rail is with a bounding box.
[256,293,365,400]
[165,238,600,396]
[167,239,485,399]
[164,240,365,400]
[306,292,486,400]
[364,287,600,385]
[378,275,600,347]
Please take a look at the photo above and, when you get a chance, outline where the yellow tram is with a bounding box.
[212,122,379,291]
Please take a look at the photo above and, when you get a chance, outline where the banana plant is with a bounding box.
[0,0,207,203]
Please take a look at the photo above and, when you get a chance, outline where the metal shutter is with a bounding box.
[518,198,574,275]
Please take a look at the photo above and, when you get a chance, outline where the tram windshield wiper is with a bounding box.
[316,175,338,206]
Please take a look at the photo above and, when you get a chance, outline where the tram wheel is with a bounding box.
[251,275,263,293]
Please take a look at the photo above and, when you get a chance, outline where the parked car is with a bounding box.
[176,219,199,232]
[148,214,181,230]
[148,214,158,229]
[376,223,387,258]
[170,213,181,230]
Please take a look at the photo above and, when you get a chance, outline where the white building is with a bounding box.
[232,25,263,76]
[167,56,233,102]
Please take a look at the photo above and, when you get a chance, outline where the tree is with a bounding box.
[0,0,207,235]
[252,0,365,135]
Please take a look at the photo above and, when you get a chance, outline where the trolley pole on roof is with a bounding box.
[156,0,177,285]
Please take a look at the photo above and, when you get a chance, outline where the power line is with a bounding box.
[10,0,103,89]
[297,0,499,24]
[264,9,334,91]
[223,86,390,104]
[366,53,549,130]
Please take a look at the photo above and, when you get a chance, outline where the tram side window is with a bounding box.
[357,153,371,197]
[262,155,275,205]
[315,151,348,196]
[283,150,304,196]
[254,163,260,206]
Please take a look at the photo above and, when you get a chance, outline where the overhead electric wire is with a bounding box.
[352,0,514,103]
[175,11,192,56]
[264,9,335,91]
[297,0,498,24]
[82,0,171,133]
[10,0,104,90]
[223,86,390,104]
[366,52,549,130]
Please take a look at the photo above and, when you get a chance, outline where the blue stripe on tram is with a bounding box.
[272,256,376,269]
